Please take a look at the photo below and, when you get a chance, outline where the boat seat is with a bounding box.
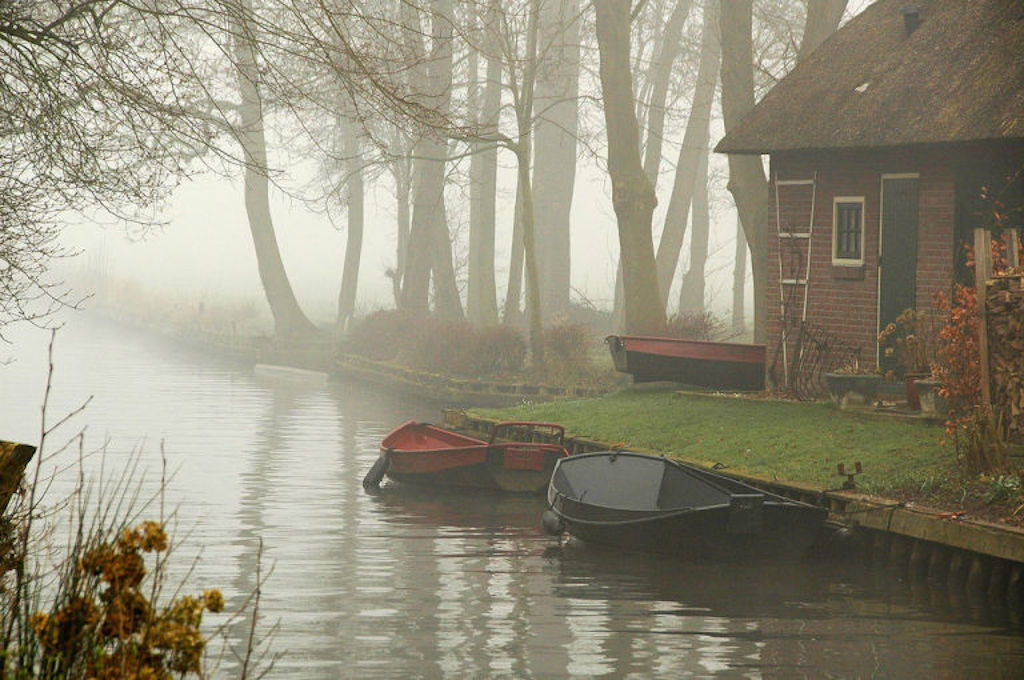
[558,457,664,510]
[657,463,731,510]
[559,455,730,512]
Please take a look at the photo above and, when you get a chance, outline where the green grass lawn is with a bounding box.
[477,387,955,493]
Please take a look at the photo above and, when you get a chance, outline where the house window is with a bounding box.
[833,198,865,264]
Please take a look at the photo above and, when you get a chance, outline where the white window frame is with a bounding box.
[832,196,866,266]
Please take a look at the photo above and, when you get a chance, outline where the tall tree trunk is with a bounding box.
[679,141,709,315]
[594,0,666,336]
[507,0,548,366]
[654,0,720,304]
[719,0,770,342]
[532,0,580,319]
[612,0,692,326]
[517,145,544,367]
[732,218,747,335]
[719,0,846,342]
[399,0,457,316]
[503,182,525,324]
[611,264,625,331]
[641,0,693,186]
[467,26,501,325]
[400,154,442,312]
[431,191,464,319]
[336,113,363,329]
[429,17,462,319]
[798,0,848,61]
[391,149,412,306]
[230,0,317,340]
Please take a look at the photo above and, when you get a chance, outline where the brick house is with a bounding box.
[715,0,1024,389]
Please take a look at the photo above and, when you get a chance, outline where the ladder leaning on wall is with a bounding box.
[774,172,817,390]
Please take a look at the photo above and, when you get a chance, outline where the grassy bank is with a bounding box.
[477,387,953,493]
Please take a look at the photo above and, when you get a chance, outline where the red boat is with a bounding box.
[363,421,569,493]
[606,335,765,391]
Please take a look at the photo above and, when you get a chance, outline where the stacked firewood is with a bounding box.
[986,277,1024,442]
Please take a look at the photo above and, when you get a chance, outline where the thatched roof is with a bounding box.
[716,0,1024,154]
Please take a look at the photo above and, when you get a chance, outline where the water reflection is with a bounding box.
[2,315,1023,678]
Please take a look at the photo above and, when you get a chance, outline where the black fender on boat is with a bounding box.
[362,449,391,490]
[541,509,564,537]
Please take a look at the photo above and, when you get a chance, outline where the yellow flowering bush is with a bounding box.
[30,521,225,679]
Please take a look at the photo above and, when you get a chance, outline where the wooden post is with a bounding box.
[0,441,35,515]
[974,228,992,409]
[1007,229,1020,270]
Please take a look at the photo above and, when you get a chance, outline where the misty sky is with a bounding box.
[67,130,745,325]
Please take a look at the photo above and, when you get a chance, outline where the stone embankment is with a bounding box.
[334,354,606,407]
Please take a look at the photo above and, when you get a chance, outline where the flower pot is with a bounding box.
[824,373,881,409]
[904,373,928,410]
[913,378,946,417]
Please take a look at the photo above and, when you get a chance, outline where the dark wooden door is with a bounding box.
[878,176,919,373]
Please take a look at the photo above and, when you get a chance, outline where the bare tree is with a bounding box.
[335,107,365,329]
[0,0,222,334]
[593,0,666,335]
[678,140,711,314]
[261,0,579,355]
[481,0,547,363]
[610,0,694,327]
[532,0,581,319]
[388,142,414,305]
[466,1,502,325]
[798,0,848,61]
[641,0,694,186]
[446,0,576,365]
[228,0,320,339]
[510,0,545,365]
[397,0,463,318]
[248,0,467,321]
[498,0,540,333]
[732,219,748,334]
[653,0,719,305]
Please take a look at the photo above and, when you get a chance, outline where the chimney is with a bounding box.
[900,4,921,37]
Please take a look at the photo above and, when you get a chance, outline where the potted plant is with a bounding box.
[914,376,946,417]
[878,307,941,411]
[824,357,883,408]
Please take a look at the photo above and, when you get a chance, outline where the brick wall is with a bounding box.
[766,147,956,389]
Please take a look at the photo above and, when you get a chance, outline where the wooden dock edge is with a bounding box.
[0,441,36,515]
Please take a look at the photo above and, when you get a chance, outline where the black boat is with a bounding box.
[542,451,828,560]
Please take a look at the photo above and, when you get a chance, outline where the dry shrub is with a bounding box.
[402,317,476,374]
[541,322,592,381]
[343,309,419,361]
[469,325,527,376]
[932,285,1001,472]
[345,312,527,378]
[665,312,724,341]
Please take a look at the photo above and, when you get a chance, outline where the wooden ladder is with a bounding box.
[774,173,817,389]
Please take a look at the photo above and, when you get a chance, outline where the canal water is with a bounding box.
[2,314,1023,678]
